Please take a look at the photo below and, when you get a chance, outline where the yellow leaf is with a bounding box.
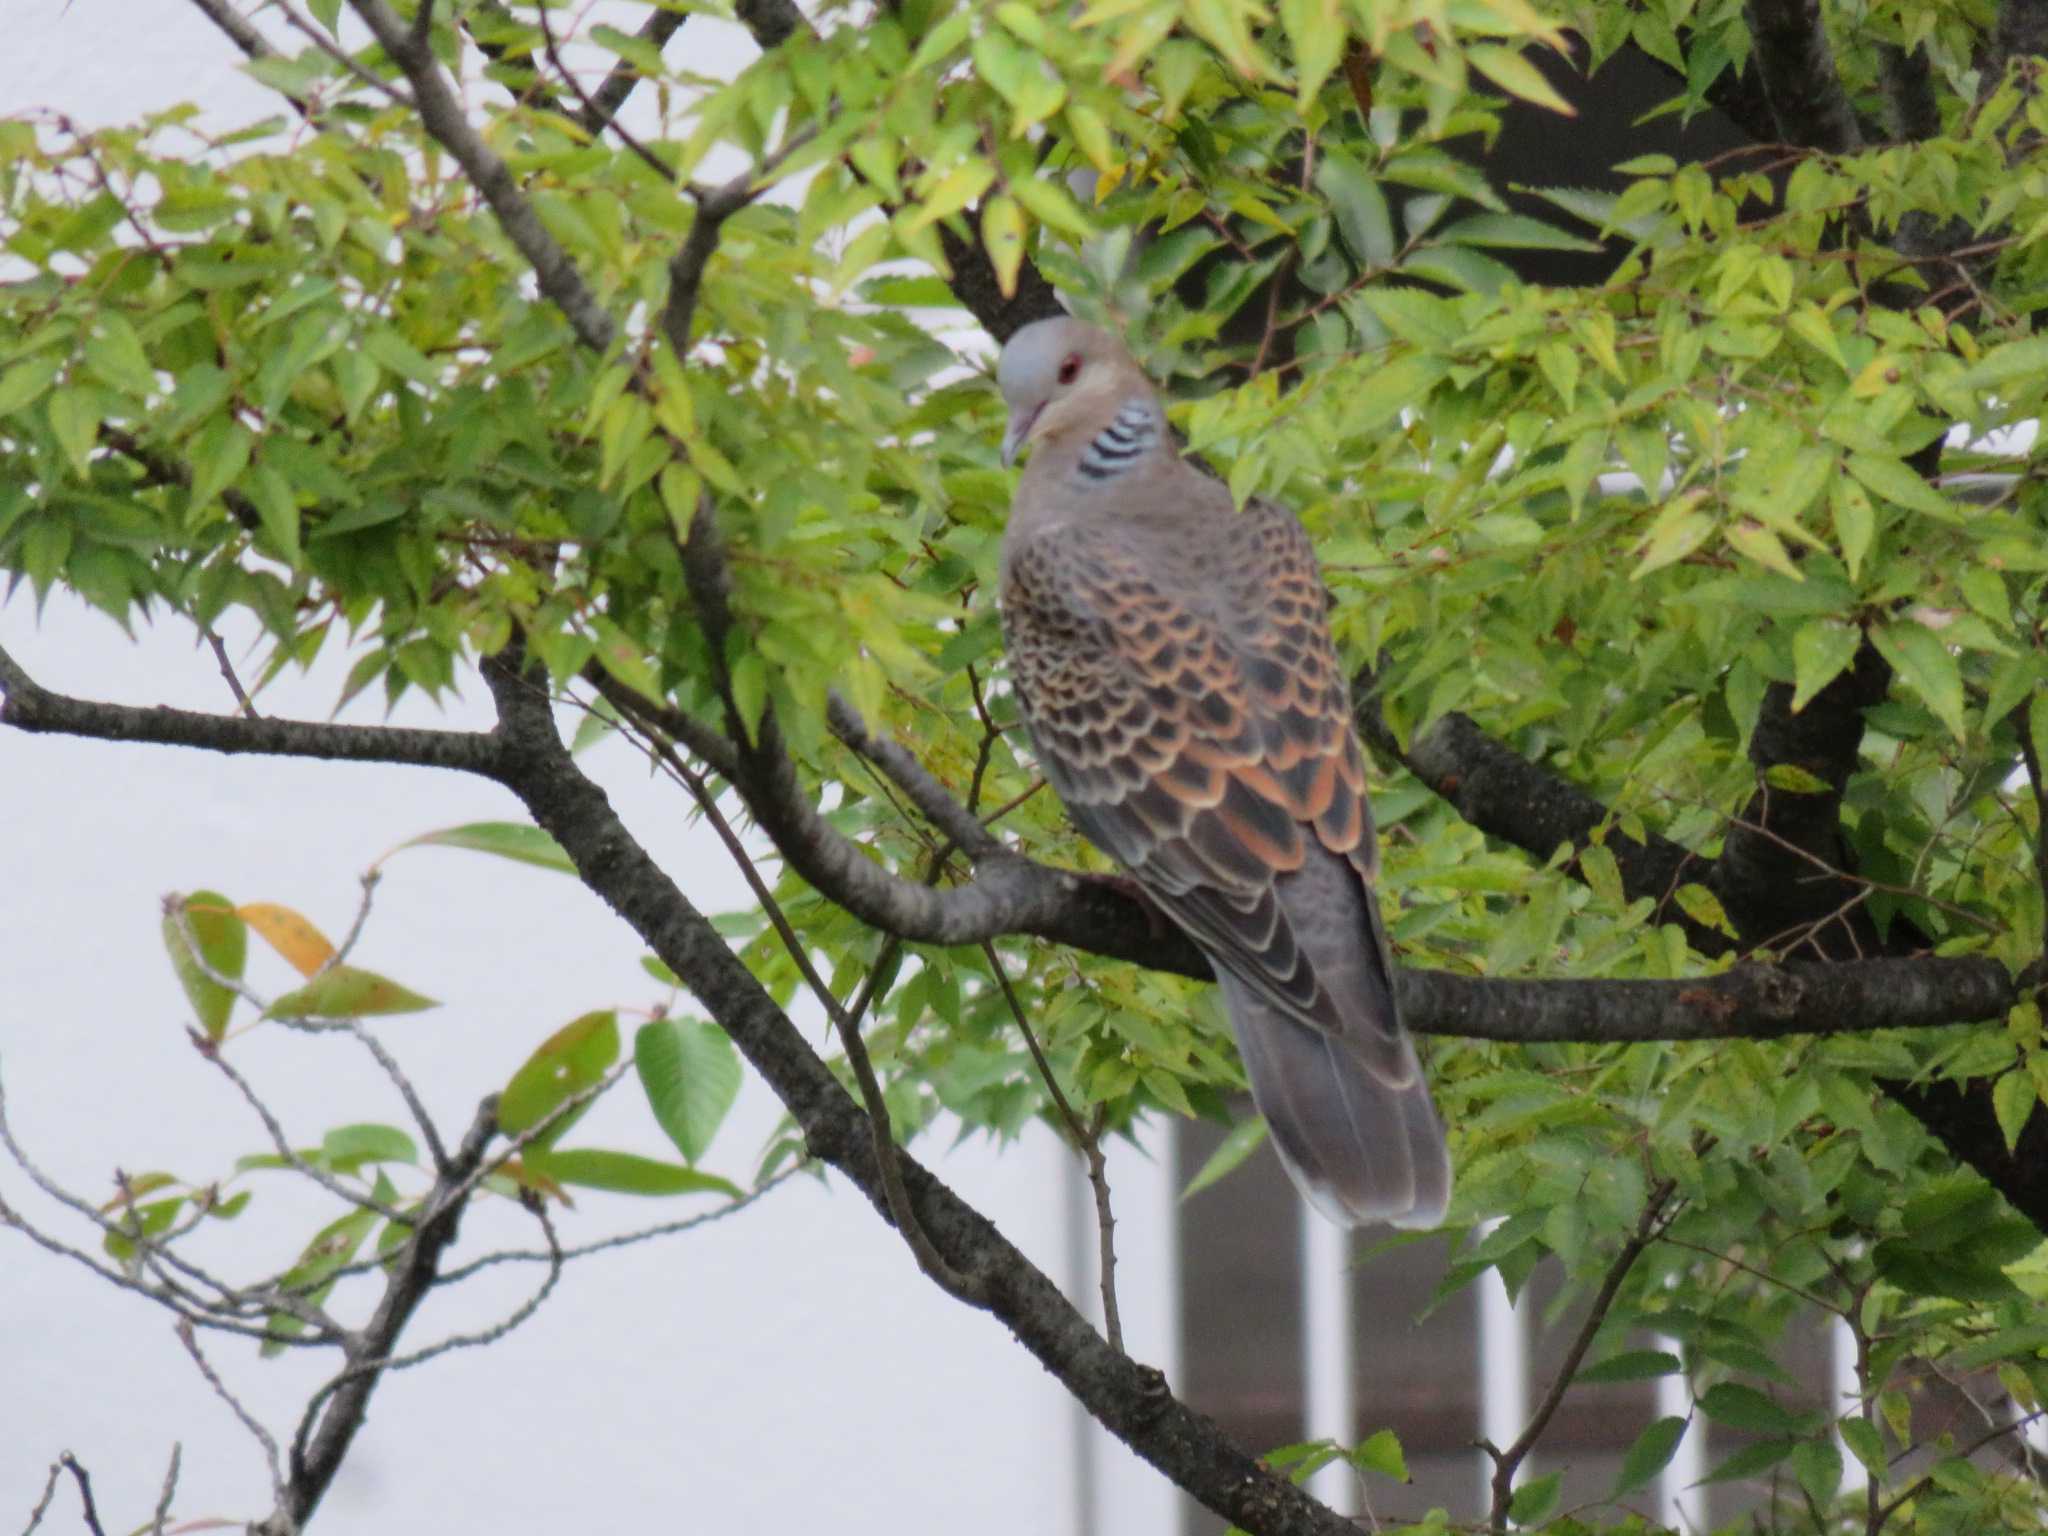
[981,193,1028,298]
[1467,44,1576,116]
[238,902,336,979]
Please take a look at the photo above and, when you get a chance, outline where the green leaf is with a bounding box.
[1700,1382,1807,1435]
[385,821,576,875]
[1993,1070,2037,1153]
[322,1123,419,1169]
[1316,148,1394,269]
[1791,621,1861,713]
[524,1147,740,1198]
[1505,1470,1561,1525]
[981,193,1028,299]
[163,891,248,1041]
[635,1018,742,1165]
[972,32,1065,132]
[1182,1117,1268,1198]
[1612,1416,1687,1495]
[1703,1437,1798,1483]
[1351,1427,1406,1481]
[269,966,438,1020]
[1870,620,1967,741]
[1439,212,1599,251]
[499,1011,621,1145]
[1467,45,1576,115]
[1672,883,1737,938]
[1845,452,1952,518]
[0,355,64,418]
[1577,1348,1681,1384]
[1839,1418,1886,1480]
[1793,1438,1843,1508]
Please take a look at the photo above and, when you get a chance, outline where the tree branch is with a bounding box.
[1744,0,1864,154]
[343,0,617,353]
[1487,1179,1679,1531]
[262,1098,499,1535]
[476,647,1364,1536]
[0,640,506,777]
[1356,678,1720,953]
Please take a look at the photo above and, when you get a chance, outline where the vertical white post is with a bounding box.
[1832,1315,1868,1497]
[1302,1203,1357,1514]
[1075,1117,1183,1536]
[1657,1342,1705,1529]
[1476,1221,1530,1512]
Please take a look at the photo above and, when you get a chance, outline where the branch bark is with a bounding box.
[476,650,1363,1536]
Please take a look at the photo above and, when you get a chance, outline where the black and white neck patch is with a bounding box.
[1076,397,1161,482]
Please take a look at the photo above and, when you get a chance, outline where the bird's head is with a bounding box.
[996,318,1145,467]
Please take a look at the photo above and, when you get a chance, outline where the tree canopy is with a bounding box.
[5,1,2048,1533]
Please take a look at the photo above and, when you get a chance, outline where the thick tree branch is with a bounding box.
[935,213,1068,344]
[1744,0,1864,154]
[262,1099,499,1535]
[1356,679,1721,953]
[735,0,805,50]
[476,649,1362,1536]
[5,637,2019,1052]
[1879,44,1943,140]
[0,641,505,776]
[1712,642,1893,960]
[1397,957,2014,1045]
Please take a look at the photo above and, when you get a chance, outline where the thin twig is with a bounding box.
[1486,1179,1681,1532]
[178,1320,290,1517]
[202,629,261,719]
[21,1459,61,1536]
[434,1168,798,1284]
[151,1443,182,1536]
[194,1032,409,1223]
[56,1458,104,1536]
[982,940,1121,1350]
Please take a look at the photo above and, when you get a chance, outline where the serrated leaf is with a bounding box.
[981,193,1027,299]
[1467,45,1575,115]
[1317,148,1394,269]
[1700,1382,1806,1435]
[1763,763,1832,793]
[1839,1417,1885,1479]
[1705,1437,1798,1482]
[1993,1069,2037,1153]
[1672,883,1737,938]
[237,902,336,979]
[1792,621,1861,712]
[1793,1438,1842,1507]
[1846,452,1952,518]
[1871,620,1967,741]
[1578,1348,1681,1384]
[269,966,437,1020]
[1614,1416,1687,1495]
[635,1018,742,1165]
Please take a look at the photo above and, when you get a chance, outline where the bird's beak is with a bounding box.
[1001,402,1043,468]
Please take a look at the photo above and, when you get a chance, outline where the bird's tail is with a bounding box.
[1223,975,1451,1229]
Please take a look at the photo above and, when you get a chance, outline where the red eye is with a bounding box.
[1057,354,1081,385]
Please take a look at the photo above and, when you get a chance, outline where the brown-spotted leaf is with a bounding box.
[268,965,437,1020]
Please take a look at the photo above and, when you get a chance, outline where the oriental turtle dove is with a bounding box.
[995,317,1450,1229]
